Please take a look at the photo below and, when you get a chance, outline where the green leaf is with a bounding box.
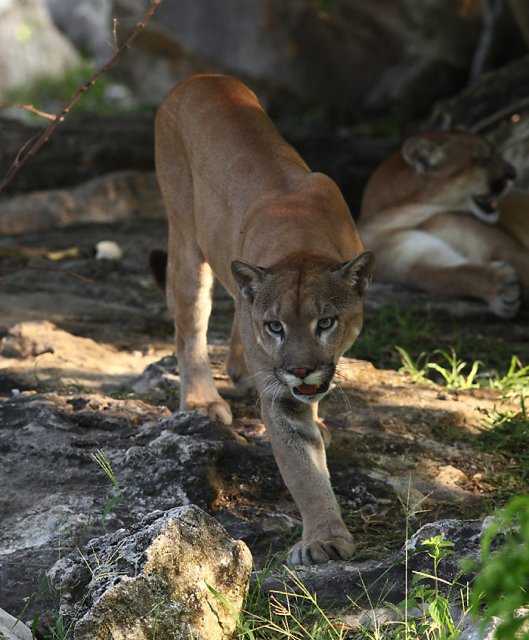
[31,612,42,638]
[429,595,454,632]
[102,495,123,518]
[205,582,237,616]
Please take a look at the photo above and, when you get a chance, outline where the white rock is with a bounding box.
[95,240,124,261]
[0,607,32,640]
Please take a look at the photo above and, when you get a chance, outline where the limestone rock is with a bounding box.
[0,0,80,102]
[110,0,488,118]
[0,608,32,640]
[260,518,493,606]
[45,0,113,63]
[48,505,252,640]
[0,171,163,234]
[0,112,156,196]
[0,390,224,625]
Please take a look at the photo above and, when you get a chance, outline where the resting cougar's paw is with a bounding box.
[288,535,355,565]
[187,399,233,426]
[489,261,521,319]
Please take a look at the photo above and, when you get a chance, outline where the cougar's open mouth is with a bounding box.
[292,382,331,397]
[472,193,498,215]
[470,192,500,223]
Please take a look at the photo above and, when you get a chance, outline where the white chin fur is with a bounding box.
[469,201,500,224]
[290,387,326,404]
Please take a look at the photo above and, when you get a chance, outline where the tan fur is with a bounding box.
[358,130,529,317]
[155,74,374,565]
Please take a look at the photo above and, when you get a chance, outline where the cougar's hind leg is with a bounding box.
[165,238,233,425]
[227,308,255,395]
[378,230,521,319]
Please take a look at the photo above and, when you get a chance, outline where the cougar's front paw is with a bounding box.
[186,399,233,425]
[288,534,355,566]
[489,261,520,319]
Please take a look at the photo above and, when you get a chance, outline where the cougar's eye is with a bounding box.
[317,317,335,331]
[266,321,284,335]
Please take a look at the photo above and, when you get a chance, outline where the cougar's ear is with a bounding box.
[402,136,445,173]
[334,251,375,297]
[231,260,270,303]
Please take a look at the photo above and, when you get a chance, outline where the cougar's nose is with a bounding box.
[288,367,314,379]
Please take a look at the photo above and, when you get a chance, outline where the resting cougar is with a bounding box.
[358,130,529,317]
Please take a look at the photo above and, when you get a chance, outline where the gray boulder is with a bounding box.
[0,0,80,102]
[0,171,163,234]
[45,0,113,62]
[0,608,32,640]
[109,0,487,117]
[48,505,252,640]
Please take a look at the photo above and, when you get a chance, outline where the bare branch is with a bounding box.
[0,265,95,285]
[0,0,165,194]
[113,18,119,50]
[3,104,59,121]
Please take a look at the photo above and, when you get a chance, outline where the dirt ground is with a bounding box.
[2,214,528,570]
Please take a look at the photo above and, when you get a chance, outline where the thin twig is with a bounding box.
[113,18,119,49]
[6,104,58,121]
[0,0,165,194]
[470,96,529,133]
[0,265,95,284]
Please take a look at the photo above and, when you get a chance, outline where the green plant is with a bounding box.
[469,495,529,639]
[396,347,529,394]
[237,483,472,640]
[397,536,463,640]
[478,396,529,495]
[237,565,347,639]
[353,483,471,640]
[488,356,529,396]
[425,349,482,391]
[395,346,431,385]
[90,449,129,517]
[21,570,72,639]
[396,346,483,390]
[78,540,127,585]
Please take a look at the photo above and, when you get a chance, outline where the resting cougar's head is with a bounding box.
[231,252,374,404]
[401,131,516,224]
[363,131,516,225]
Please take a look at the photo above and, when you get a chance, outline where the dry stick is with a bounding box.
[470,96,529,133]
[0,0,165,194]
[0,265,95,284]
[10,104,57,121]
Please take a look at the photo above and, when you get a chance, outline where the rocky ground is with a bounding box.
[1,205,528,636]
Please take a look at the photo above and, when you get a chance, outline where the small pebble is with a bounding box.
[95,240,124,260]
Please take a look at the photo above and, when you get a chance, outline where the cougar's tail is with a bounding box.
[149,249,168,292]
